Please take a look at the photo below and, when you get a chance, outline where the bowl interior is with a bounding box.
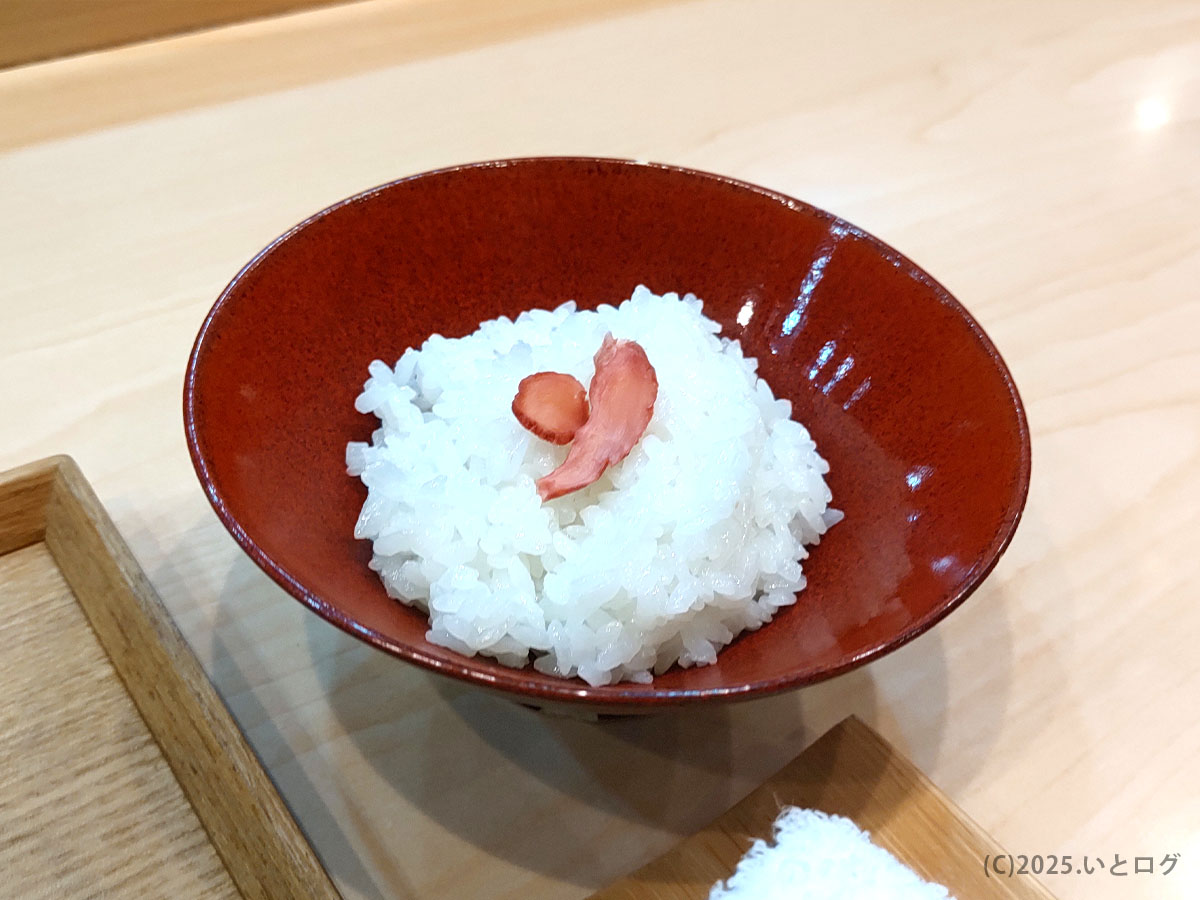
[185,158,1029,708]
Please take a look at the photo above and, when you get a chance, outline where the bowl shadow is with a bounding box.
[300,603,903,891]
[128,511,1015,897]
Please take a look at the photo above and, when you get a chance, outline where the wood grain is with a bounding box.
[0,542,240,899]
[591,717,1056,899]
[0,456,54,555]
[0,1,1197,899]
[0,0,359,70]
[0,457,341,899]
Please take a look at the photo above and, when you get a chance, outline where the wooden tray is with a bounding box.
[0,456,341,899]
[591,716,1056,899]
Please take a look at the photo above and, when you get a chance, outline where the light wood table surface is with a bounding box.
[2,1,1197,898]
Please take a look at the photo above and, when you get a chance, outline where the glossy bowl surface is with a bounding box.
[185,158,1030,710]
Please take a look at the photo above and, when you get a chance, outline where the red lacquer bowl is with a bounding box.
[185,158,1030,711]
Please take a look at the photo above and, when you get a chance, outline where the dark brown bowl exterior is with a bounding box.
[185,158,1030,711]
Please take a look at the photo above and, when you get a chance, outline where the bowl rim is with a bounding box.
[184,156,1032,707]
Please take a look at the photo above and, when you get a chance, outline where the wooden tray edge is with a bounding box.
[0,456,342,900]
[815,717,1058,900]
[590,715,1058,900]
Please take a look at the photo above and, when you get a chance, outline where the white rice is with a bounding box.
[347,286,837,686]
[710,807,954,899]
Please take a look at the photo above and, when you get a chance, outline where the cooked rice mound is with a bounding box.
[347,286,837,686]
[710,807,953,899]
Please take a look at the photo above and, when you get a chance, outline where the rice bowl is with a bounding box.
[183,156,1031,710]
